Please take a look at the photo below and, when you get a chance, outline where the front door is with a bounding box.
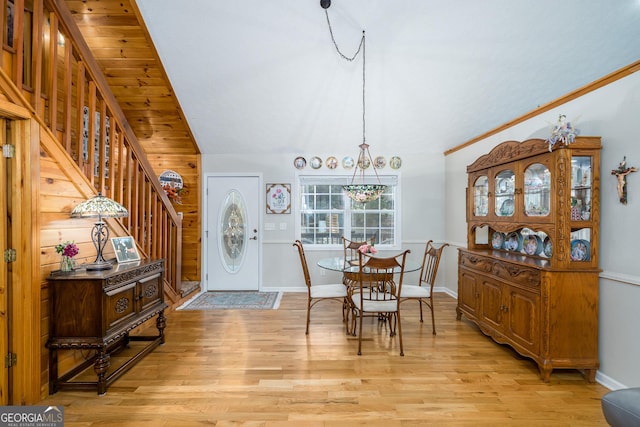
[205,175,261,291]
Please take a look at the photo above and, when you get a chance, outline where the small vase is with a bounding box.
[60,256,74,272]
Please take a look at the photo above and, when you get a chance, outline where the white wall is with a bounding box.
[202,150,446,292]
[444,71,640,389]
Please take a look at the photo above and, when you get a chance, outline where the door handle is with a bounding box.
[250,236,257,240]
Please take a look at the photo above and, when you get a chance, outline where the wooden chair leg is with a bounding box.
[397,313,404,356]
[430,298,436,336]
[305,299,311,335]
[357,311,363,355]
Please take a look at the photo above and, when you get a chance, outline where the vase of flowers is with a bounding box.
[358,244,377,254]
[56,241,79,272]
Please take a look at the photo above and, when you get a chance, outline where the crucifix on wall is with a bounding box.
[611,156,637,205]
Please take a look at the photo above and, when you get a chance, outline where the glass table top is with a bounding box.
[317,256,422,273]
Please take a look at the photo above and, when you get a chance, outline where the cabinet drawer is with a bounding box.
[459,251,541,290]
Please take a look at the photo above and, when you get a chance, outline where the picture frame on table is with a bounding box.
[266,183,291,214]
[111,236,141,263]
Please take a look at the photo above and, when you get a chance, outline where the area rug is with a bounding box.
[179,291,282,310]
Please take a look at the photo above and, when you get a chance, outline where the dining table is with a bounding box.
[318,255,421,335]
[317,256,422,274]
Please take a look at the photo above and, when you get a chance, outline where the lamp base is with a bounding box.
[85,261,113,271]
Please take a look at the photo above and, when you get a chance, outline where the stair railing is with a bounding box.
[0,0,182,297]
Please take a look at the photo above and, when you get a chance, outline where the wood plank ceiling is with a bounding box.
[63,0,200,155]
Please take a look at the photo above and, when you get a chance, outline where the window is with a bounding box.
[298,175,399,248]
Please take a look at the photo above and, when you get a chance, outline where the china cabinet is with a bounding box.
[457,137,601,382]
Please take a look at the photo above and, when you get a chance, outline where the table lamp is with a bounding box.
[70,192,129,270]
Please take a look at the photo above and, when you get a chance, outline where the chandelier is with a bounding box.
[322,1,387,203]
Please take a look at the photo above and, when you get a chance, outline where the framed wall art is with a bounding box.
[266,183,291,214]
[111,236,141,263]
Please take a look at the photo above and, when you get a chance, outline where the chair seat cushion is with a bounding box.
[400,285,430,298]
[311,284,347,298]
[350,295,398,312]
[601,387,640,427]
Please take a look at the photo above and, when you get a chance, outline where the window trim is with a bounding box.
[294,172,401,251]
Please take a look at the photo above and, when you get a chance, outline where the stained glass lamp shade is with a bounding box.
[70,193,129,270]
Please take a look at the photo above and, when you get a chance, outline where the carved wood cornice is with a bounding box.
[467,139,549,173]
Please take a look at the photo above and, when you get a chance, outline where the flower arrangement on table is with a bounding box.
[55,241,79,272]
[358,244,377,254]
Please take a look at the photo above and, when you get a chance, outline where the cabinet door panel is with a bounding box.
[105,283,137,332]
[480,279,503,329]
[458,270,479,317]
[138,273,162,312]
[507,288,539,353]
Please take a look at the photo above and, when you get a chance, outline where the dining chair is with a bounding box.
[342,235,378,282]
[399,240,448,335]
[293,240,348,335]
[342,237,369,286]
[350,249,410,356]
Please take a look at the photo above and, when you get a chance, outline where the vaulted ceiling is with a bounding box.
[66,0,640,157]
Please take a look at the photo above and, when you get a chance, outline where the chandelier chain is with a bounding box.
[324,11,367,146]
[324,10,364,61]
[324,7,385,203]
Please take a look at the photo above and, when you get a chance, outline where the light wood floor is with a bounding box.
[39,293,610,426]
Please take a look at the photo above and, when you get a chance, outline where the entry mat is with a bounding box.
[179,291,282,310]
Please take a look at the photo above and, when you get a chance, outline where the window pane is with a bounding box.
[364,212,380,227]
[299,177,397,246]
[317,194,330,209]
[331,194,344,209]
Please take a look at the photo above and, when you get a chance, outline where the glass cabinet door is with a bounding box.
[571,156,592,221]
[473,175,488,216]
[495,169,515,217]
[524,163,551,217]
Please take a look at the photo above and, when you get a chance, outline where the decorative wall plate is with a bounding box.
[491,232,505,250]
[374,156,386,169]
[570,239,590,261]
[326,156,338,169]
[358,157,370,169]
[543,236,553,258]
[390,156,402,169]
[505,231,523,252]
[342,156,354,169]
[499,199,514,216]
[310,156,323,169]
[523,234,543,255]
[159,169,184,204]
[293,156,306,170]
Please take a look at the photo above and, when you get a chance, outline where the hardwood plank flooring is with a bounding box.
[39,293,609,426]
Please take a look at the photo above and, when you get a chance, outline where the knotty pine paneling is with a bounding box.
[65,0,200,156]
[147,153,201,283]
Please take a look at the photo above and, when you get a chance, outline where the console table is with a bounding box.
[47,259,167,395]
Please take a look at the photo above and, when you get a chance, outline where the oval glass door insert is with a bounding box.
[218,190,248,273]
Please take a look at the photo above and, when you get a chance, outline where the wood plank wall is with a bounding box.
[147,154,201,284]
[0,0,201,403]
